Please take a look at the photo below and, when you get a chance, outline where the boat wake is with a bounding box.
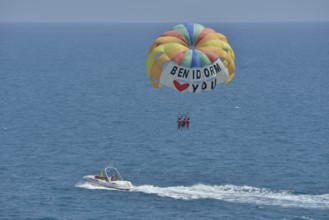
[76,182,329,209]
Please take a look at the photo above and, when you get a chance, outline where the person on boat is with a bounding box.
[96,170,108,181]
[111,174,119,181]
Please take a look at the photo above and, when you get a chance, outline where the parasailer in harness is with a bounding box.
[186,116,190,130]
[182,116,186,129]
[177,113,190,130]
[177,114,182,130]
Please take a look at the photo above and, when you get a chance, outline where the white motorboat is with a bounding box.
[83,165,133,190]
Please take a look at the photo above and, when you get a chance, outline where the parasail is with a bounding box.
[146,23,235,93]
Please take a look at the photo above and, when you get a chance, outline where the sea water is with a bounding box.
[0,22,328,219]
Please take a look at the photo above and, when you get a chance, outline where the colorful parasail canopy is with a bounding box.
[146,23,235,93]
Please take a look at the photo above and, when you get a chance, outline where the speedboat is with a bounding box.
[83,165,133,190]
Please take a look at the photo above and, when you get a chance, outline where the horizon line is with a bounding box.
[1,20,329,24]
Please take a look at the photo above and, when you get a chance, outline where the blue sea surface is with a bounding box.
[0,22,329,220]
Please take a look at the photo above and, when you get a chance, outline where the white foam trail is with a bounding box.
[283,217,315,220]
[76,181,329,209]
[131,184,329,209]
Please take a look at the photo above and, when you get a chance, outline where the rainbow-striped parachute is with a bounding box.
[146,23,235,93]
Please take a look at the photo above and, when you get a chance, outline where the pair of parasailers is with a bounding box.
[177,113,190,130]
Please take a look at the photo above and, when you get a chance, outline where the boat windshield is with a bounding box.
[105,167,123,181]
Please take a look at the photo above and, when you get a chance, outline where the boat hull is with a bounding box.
[83,175,133,190]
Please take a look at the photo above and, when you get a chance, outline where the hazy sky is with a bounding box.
[1,0,329,23]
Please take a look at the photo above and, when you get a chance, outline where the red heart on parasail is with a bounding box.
[173,80,189,92]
